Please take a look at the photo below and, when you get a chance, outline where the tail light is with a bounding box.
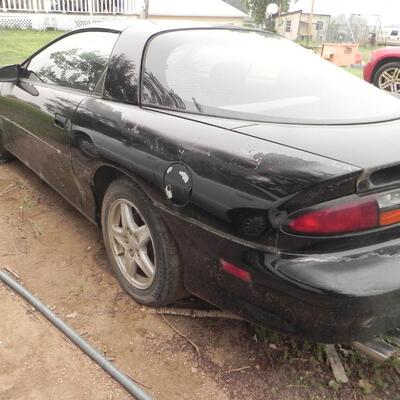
[284,189,400,235]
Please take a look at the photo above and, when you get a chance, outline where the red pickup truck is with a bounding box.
[364,47,400,93]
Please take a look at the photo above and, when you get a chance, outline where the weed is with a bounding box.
[251,324,400,398]
[21,195,33,209]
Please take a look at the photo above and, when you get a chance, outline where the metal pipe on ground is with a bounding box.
[352,339,398,363]
[0,268,153,400]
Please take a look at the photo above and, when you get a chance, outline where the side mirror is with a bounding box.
[0,64,20,82]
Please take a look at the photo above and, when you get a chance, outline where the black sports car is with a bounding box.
[1,22,400,353]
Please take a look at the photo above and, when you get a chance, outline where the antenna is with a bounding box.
[142,0,150,19]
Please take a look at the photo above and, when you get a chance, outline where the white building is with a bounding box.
[275,10,331,42]
[0,0,247,30]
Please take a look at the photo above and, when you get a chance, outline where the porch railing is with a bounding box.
[0,0,138,14]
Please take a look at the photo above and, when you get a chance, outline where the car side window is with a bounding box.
[24,31,118,92]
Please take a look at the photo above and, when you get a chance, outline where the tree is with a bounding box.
[243,0,292,26]
[37,48,108,91]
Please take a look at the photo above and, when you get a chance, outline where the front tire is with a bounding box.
[0,137,12,164]
[373,61,400,93]
[101,177,184,307]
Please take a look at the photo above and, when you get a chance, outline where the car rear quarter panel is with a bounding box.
[71,96,361,252]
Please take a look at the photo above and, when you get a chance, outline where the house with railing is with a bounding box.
[0,0,247,30]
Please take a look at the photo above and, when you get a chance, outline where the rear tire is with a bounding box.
[101,177,184,307]
[0,132,12,164]
[0,150,13,164]
[373,61,400,93]
[0,136,12,164]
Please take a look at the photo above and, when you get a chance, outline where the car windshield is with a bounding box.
[143,29,400,125]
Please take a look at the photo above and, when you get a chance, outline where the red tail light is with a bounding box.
[287,199,379,235]
[285,189,400,236]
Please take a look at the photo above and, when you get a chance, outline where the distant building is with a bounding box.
[147,0,247,25]
[0,0,247,30]
[275,10,331,42]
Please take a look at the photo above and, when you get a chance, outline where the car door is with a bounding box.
[0,29,118,207]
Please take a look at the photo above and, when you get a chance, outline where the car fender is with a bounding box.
[365,49,400,82]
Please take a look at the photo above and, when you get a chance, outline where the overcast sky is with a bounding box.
[289,0,400,26]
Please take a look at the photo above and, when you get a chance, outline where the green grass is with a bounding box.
[345,67,364,78]
[0,29,64,66]
[344,46,381,79]
[359,46,380,63]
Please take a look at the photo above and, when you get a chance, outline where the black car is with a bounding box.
[2,22,400,351]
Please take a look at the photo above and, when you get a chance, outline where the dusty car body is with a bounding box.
[1,22,400,346]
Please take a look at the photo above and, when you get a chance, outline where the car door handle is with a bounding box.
[54,113,67,129]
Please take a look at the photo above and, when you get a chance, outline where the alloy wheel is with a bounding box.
[107,199,156,290]
[378,68,400,92]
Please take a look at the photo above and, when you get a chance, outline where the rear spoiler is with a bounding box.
[358,162,400,193]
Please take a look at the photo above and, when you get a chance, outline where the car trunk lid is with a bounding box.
[232,119,400,194]
[232,119,400,171]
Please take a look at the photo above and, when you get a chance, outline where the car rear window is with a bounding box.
[142,29,400,125]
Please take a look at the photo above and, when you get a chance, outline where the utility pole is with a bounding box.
[276,4,282,33]
[307,0,315,43]
[142,0,150,19]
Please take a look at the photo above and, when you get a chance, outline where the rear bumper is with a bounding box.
[165,212,400,343]
[275,238,400,297]
[270,239,400,342]
[213,251,400,343]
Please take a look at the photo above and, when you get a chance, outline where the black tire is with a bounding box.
[373,61,400,91]
[0,138,12,164]
[0,150,13,164]
[101,177,184,307]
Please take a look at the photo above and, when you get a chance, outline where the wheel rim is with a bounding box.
[378,68,400,93]
[107,199,156,290]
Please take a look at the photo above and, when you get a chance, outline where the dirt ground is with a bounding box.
[0,285,130,399]
[1,161,399,400]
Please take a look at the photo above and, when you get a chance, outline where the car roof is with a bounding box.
[82,19,257,34]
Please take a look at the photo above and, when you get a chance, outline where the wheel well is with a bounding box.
[372,57,400,82]
[93,165,123,223]
[93,165,155,225]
